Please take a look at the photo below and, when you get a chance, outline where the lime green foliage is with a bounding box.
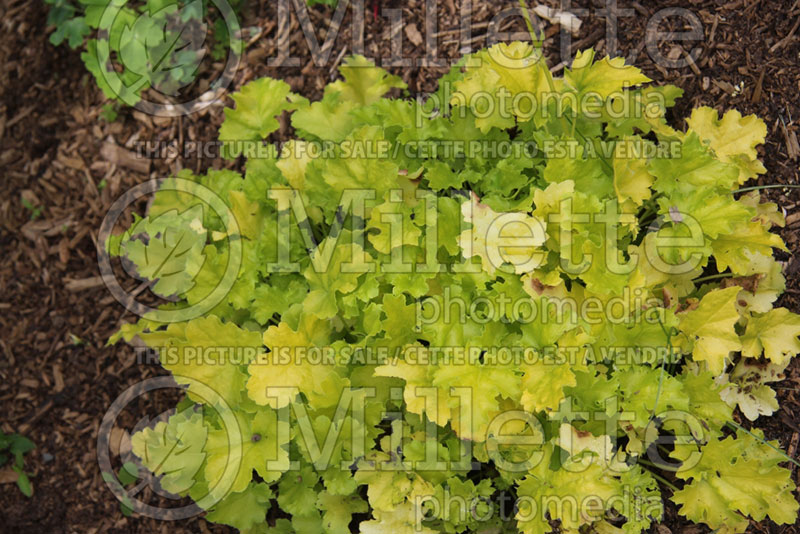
[112,43,799,533]
[219,78,309,158]
[671,430,799,532]
[45,0,244,106]
[0,431,35,497]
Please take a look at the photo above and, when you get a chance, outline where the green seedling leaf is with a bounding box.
[13,466,32,497]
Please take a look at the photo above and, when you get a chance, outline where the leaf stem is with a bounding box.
[693,272,734,284]
[637,462,679,491]
[517,0,539,45]
[650,315,673,422]
[734,183,800,194]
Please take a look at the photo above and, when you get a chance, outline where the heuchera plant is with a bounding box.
[109,42,800,533]
[45,0,245,106]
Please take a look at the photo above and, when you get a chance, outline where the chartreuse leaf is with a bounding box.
[250,275,308,326]
[711,218,787,274]
[676,368,732,435]
[423,160,464,191]
[374,352,451,431]
[292,512,324,534]
[432,359,520,442]
[543,138,614,199]
[120,204,208,298]
[292,56,404,141]
[678,286,742,374]
[203,405,290,496]
[657,188,752,240]
[206,482,273,532]
[360,502,437,534]
[457,192,547,276]
[425,476,495,532]
[317,491,368,534]
[291,90,357,142]
[452,41,551,131]
[604,84,683,138]
[519,326,589,413]
[612,136,654,206]
[302,235,373,319]
[353,451,415,513]
[131,407,207,496]
[618,465,664,534]
[615,365,688,429]
[278,464,320,517]
[565,48,651,102]
[739,190,786,228]
[367,193,422,255]
[516,443,622,534]
[303,127,400,221]
[671,430,799,532]
[134,316,262,408]
[740,308,800,366]
[219,78,308,158]
[686,106,767,183]
[648,131,740,195]
[591,467,664,534]
[247,312,338,409]
[276,139,312,190]
[327,55,406,105]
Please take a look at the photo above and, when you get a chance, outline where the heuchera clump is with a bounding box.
[110,42,800,534]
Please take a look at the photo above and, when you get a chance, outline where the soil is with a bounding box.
[1,0,799,533]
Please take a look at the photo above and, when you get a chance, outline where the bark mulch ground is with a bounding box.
[1,0,799,532]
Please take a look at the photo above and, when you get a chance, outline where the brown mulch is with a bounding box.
[1,0,799,533]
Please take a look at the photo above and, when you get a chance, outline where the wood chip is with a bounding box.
[789,130,800,160]
[787,431,800,459]
[6,106,34,128]
[53,364,65,393]
[712,79,737,94]
[682,48,702,76]
[58,154,86,171]
[64,276,105,292]
[109,427,131,457]
[752,68,766,103]
[20,217,72,241]
[769,14,800,52]
[780,118,800,161]
[100,138,151,174]
[709,14,719,43]
[0,469,19,484]
[404,24,424,47]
